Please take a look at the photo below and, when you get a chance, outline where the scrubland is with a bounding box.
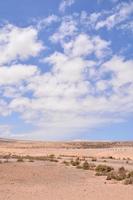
[0,139,133,200]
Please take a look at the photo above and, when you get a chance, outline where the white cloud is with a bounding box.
[50,16,77,43]
[0,64,39,85]
[5,53,132,138]
[50,15,111,59]
[0,24,44,65]
[59,0,75,13]
[0,5,132,139]
[102,56,133,88]
[62,34,111,59]
[44,52,88,83]
[96,1,133,29]
[63,34,94,57]
[36,15,59,30]
[0,53,131,138]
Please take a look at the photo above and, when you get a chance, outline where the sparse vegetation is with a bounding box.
[48,154,55,159]
[106,167,127,181]
[17,157,24,162]
[63,160,70,166]
[82,160,90,170]
[95,164,114,176]
[70,158,80,166]
[127,171,133,178]
[76,165,83,169]
[124,177,133,185]
[108,156,114,159]
[29,159,34,162]
[91,157,97,162]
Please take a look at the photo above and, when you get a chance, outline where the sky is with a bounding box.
[0,0,133,141]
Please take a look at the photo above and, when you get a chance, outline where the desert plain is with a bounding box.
[0,139,133,200]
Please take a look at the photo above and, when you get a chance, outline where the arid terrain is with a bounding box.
[0,139,133,200]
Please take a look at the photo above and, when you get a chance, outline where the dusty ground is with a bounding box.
[0,140,133,200]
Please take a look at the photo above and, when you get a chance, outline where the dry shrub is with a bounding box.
[71,158,80,166]
[82,160,90,170]
[29,159,34,162]
[95,165,114,176]
[63,160,70,166]
[76,165,83,169]
[127,171,133,178]
[17,157,24,162]
[108,156,114,159]
[48,154,55,159]
[107,169,133,184]
[106,167,127,181]
[90,163,96,170]
[124,177,133,185]
[47,154,58,162]
[91,157,97,162]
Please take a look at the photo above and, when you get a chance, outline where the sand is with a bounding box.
[0,140,133,200]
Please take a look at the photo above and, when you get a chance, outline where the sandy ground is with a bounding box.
[1,141,133,159]
[0,140,133,200]
[0,161,133,200]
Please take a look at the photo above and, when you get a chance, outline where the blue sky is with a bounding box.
[0,0,133,141]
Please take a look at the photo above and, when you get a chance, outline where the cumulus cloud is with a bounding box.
[102,56,133,89]
[0,22,131,139]
[0,24,44,65]
[5,52,133,138]
[0,1,132,139]
[0,64,39,85]
[0,54,132,139]
[50,16,77,43]
[50,18,111,59]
